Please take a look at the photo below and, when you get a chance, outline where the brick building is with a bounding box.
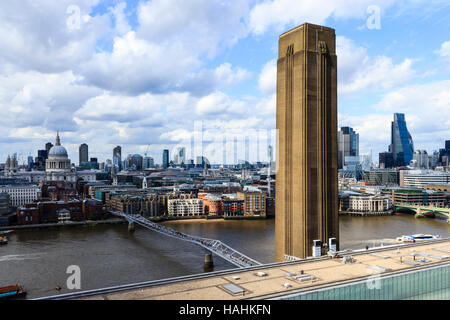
[392,189,445,207]
[237,188,267,217]
[16,199,106,225]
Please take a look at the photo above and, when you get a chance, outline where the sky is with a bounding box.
[1,0,449,165]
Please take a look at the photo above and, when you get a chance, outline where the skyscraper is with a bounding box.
[338,127,359,169]
[390,113,414,167]
[275,23,339,261]
[129,154,143,170]
[113,146,122,171]
[175,147,186,165]
[163,149,169,169]
[45,142,53,160]
[143,156,154,169]
[379,151,394,169]
[79,143,89,166]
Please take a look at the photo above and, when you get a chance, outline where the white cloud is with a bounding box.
[255,37,417,98]
[0,71,100,131]
[258,60,276,95]
[214,63,251,85]
[0,0,109,73]
[435,41,450,58]
[109,2,132,36]
[137,0,251,58]
[80,31,199,94]
[195,91,246,116]
[249,0,396,35]
[340,80,450,160]
[339,113,393,157]
[337,36,416,95]
[375,81,450,134]
[80,31,250,95]
[1,0,449,165]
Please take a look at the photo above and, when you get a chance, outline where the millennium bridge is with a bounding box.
[110,211,262,268]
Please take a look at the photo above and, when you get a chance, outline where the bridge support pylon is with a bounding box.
[415,208,425,219]
[204,253,214,271]
[128,221,135,232]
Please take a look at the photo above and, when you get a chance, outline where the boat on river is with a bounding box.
[0,285,27,299]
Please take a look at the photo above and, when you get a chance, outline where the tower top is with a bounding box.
[56,131,61,146]
[279,22,335,38]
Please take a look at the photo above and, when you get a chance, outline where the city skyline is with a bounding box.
[0,1,449,164]
[1,114,449,167]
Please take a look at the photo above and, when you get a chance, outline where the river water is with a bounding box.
[1,213,449,299]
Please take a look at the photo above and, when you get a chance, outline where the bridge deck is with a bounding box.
[111,212,261,268]
[42,239,450,300]
[395,204,450,218]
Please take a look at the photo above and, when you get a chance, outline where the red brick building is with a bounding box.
[202,196,223,216]
[16,199,106,225]
[39,181,77,201]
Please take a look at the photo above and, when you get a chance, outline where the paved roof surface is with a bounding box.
[80,239,450,300]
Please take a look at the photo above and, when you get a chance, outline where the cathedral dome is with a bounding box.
[48,145,68,157]
[46,132,71,173]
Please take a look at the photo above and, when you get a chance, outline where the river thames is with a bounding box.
[1,213,449,299]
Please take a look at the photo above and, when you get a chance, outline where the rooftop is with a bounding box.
[280,22,335,38]
[71,239,450,300]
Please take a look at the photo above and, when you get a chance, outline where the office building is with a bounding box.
[338,127,359,169]
[362,169,400,186]
[143,156,154,169]
[438,140,450,166]
[175,147,186,165]
[196,156,210,168]
[163,150,169,169]
[0,184,41,207]
[45,142,54,159]
[400,170,450,188]
[128,154,143,171]
[275,23,339,261]
[79,143,89,165]
[392,189,445,207]
[390,113,414,167]
[113,146,122,171]
[379,152,394,169]
[411,150,429,169]
[339,192,392,213]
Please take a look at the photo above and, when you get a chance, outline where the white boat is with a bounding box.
[396,234,441,242]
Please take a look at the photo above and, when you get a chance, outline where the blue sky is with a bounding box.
[0,0,449,165]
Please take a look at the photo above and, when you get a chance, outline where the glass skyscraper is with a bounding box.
[389,113,414,167]
[338,127,359,169]
[162,149,169,169]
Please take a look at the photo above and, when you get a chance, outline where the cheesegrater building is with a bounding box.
[275,23,339,261]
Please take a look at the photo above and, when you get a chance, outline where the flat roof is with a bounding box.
[74,239,450,300]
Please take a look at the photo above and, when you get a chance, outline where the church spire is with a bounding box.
[56,131,61,146]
